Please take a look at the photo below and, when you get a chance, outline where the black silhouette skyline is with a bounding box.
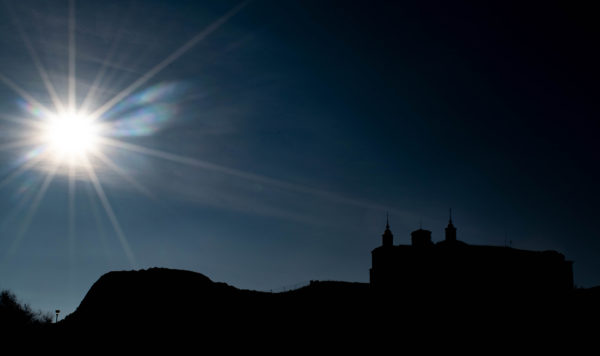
[0,0,598,319]
[2,216,599,343]
[371,216,573,296]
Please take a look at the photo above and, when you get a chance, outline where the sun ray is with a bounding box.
[98,137,346,197]
[0,114,47,130]
[0,73,54,118]
[83,30,160,106]
[0,176,39,230]
[83,47,150,115]
[91,149,154,199]
[99,137,284,184]
[84,179,115,265]
[82,156,136,267]
[100,138,403,214]
[68,0,76,110]
[79,5,131,114]
[0,138,39,152]
[89,0,250,120]
[68,159,76,270]
[7,159,60,256]
[3,2,65,113]
[79,35,121,114]
[0,149,49,190]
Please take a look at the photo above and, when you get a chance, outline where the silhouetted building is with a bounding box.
[370,216,574,296]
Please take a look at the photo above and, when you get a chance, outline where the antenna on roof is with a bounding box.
[449,208,452,223]
[386,211,390,229]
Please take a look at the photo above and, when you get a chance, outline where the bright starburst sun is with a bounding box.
[42,110,100,161]
[0,1,251,267]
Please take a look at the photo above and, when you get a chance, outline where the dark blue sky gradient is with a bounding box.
[0,0,598,316]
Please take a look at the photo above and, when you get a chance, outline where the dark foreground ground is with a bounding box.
[6,268,600,349]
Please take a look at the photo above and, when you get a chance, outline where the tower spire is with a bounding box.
[445,209,457,242]
[382,214,393,247]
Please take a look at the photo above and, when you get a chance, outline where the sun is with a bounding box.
[42,110,100,160]
[0,1,251,267]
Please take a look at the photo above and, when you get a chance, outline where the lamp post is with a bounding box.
[55,309,60,323]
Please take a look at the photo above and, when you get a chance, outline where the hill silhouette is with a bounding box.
[56,268,381,348]
[52,267,600,347]
[60,268,371,332]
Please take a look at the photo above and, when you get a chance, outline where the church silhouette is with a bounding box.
[370,214,573,297]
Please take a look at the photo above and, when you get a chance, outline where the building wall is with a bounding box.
[370,244,573,295]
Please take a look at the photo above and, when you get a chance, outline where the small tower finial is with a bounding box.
[445,209,457,241]
[382,213,393,247]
